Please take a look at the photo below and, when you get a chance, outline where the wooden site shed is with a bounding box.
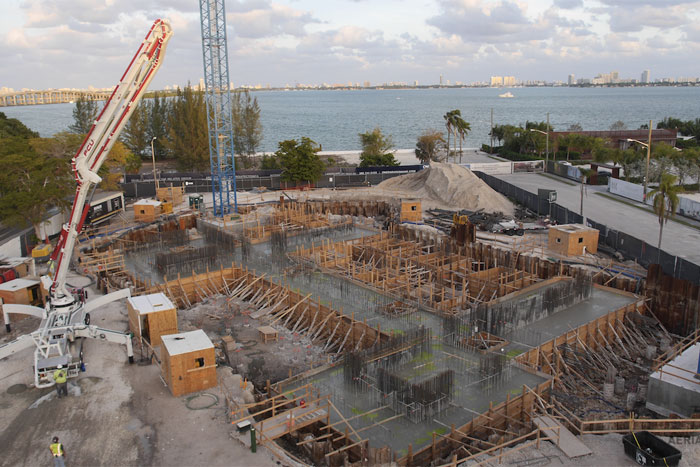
[127,293,177,347]
[133,199,163,223]
[161,329,217,397]
[157,185,185,206]
[0,278,44,306]
[548,224,599,256]
[400,199,422,222]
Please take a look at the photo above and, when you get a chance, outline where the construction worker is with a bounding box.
[49,436,66,467]
[54,365,67,398]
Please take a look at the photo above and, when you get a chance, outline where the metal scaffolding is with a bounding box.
[199,0,238,216]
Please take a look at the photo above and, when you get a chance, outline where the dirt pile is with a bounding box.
[377,162,514,214]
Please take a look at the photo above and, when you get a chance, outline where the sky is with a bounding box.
[1,0,700,90]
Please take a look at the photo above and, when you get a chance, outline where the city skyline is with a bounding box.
[2,1,700,90]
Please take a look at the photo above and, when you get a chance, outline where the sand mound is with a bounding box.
[377,162,514,214]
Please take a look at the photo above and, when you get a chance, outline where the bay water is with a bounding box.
[3,86,700,152]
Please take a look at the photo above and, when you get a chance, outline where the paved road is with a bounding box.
[497,172,700,265]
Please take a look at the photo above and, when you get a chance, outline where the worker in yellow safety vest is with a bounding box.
[54,365,68,398]
[49,436,66,467]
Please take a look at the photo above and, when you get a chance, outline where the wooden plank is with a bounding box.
[533,415,591,459]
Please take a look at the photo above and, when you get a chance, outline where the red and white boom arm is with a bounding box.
[47,19,173,305]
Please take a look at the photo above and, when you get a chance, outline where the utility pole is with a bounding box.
[150,136,159,193]
[490,108,494,153]
[644,119,652,202]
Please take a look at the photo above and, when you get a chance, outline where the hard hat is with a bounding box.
[57,365,63,369]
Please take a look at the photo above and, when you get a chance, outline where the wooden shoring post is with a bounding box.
[323,319,342,351]
[310,312,334,342]
[271,293,313,326]
[291,305,309,333]
[336,323,354,355]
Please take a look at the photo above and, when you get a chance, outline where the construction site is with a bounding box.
[1,6,699,467]
[2,160,699,466]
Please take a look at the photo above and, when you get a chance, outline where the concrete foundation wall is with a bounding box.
[646,377,700,417]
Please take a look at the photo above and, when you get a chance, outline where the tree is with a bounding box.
[97,141,136,190]
[567,123,583,132]
[359,127,398,167]
[232,90,263,169]
[648,173,683,258]
[276,138,325,184]
[162,85,210,171]
[609,120,627,131]
[259,153,280,170]
[122,101,151,158]
[148,92,169,159]
[69,97,101,134]
[0,112,39,138]
[454,116,471,162]
[0,136,74,241]
[443,110,468,160]
[415,130,445,165]
[490,125,506,146]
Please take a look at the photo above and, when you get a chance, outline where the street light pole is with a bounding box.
[644,119,652,202]
[151,136,159,192]
[546,112,550,166]
[627,121,653,202]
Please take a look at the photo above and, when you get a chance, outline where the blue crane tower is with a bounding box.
[199,0,238,215]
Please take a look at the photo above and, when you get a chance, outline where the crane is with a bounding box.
[0,19,173,388]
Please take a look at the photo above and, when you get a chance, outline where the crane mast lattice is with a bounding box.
[199,0,238,216]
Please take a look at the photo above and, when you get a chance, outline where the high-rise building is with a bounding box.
[490,76,503,87]
[503,76,516,86]
[641,70,651,83]
[568,74,576,86]
[198,78,205,91]
[439,74,443,85]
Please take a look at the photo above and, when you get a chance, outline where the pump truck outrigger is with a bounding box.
[0,19,173,388]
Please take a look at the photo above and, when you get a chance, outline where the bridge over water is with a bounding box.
[0,89,112,107]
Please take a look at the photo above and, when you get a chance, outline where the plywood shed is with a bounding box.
[161,329,217,397]
[0,278,44,306]
[127,293,177,347]
[548,224,599,256]
[157,185,185,206]
[133,199,163,223]
[400,199,422,222]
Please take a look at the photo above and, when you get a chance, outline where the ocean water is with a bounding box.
[3,87,700,152]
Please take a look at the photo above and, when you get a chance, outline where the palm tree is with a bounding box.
[454,117,471,163]
[443,110,456,160]
[648,173,684,259]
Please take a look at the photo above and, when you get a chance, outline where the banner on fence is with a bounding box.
[679,195,700,221]
[608,178,645,203]
[513,160,545,173]
[461,162,512,175]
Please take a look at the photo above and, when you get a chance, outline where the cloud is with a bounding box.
[553,0,583,8]
[608,5,691,32]
[427,0,553,43]
[230,3,320,38]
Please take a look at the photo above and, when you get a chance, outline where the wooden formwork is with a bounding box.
[144,264,389,353]
[399,380,553,466]
[515,296,643,378]
[291,232,537,314]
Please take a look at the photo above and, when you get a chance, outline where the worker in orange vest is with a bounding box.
[49,436,66,467]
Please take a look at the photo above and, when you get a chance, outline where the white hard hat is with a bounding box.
[57,365,63,369]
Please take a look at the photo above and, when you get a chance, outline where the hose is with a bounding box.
[185,392,219,410]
